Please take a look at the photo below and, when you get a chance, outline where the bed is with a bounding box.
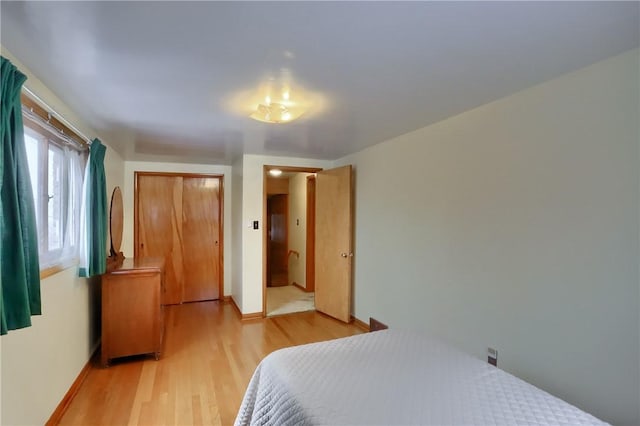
[235,329,606,425]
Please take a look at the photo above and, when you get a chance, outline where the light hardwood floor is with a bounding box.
[58,301,362,425]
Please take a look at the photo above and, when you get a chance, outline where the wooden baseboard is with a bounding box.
[241,311,264,320]
[229,296,242,317]
[222,295,231,303]
[46,346,99,425]
[230,297,263,321]
[351,316,370,332]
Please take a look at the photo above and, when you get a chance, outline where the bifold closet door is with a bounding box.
[182,177,220,302]
[137,175,184,305]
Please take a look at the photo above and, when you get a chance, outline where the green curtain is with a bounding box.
[0,56,41,335]
[78,138,107,277]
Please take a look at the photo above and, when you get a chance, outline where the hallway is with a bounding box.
[266,285,315,316]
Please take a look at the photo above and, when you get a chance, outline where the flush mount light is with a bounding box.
[269,169,283,177]
[226,68,326,124]
[250,86,305,124]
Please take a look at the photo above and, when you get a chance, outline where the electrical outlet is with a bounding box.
[488,347,498,366]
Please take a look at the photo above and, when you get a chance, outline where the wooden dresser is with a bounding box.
[101,257,165,367]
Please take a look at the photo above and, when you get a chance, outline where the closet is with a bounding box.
[134,172,222,305]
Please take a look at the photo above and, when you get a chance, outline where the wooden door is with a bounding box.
[315,165,353,322]
[182,177,220,302]
[136,173,223,305]
[305,176,316,292]
[136,175,184,305]
[267,194,288,287]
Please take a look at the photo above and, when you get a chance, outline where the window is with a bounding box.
[22,95,87,272]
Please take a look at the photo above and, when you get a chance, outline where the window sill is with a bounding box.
[40,258,79,280]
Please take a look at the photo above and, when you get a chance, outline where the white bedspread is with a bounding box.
[235,330,606,425]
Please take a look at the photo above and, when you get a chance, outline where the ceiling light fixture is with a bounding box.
[251,102,294,124]
[250,89,304,124]
[228,68,324,124]
[269,169,283,177]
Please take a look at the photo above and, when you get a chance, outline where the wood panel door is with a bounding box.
[315,165,353,322]
[136,173,223,305]
[182,177,220,302]
[136,175,184,305]
[267,194,288,287]
[305,176,316,293]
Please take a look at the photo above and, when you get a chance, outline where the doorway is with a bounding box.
[262,164,354,321]
[264,166,321,316]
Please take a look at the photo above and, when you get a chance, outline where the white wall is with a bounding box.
[122,161,233,296]
[240,155,330,313]
[338,49,639,425]
[231,156,244,308]
[288,173,311,288]
[1,47,125,425]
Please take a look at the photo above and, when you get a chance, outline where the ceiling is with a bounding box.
[2,1,638,164]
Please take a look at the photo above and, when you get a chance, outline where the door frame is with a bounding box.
[134,171,225,302]
[305,175,316,293]
[262,165,322,316]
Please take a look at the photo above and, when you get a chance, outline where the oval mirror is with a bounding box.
[109,186,123,255]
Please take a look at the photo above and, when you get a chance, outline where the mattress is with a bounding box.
[235,329,607,425]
